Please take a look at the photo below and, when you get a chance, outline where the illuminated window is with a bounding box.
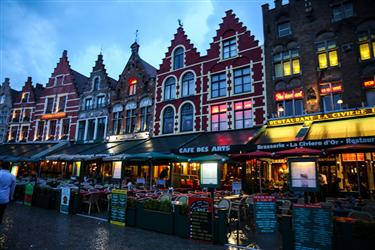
[163,107,174,134]
[316,40,339,69]
[222,38,237,59]
[129,78,137,96]
[180,103,193,132]
[181,72,195,97]
[125,102,137,134]
[211,73,226,98]
[164,77,176,100]
[320,82,343,112]
[173,47,184,70]
[276,90,304,117]
[211,104,227,131]
[12,110,21,122]
[21,92,29,103]
[273,49,300,78]
[234,100,252,129]
[23,109,31,122]
[278,22,291,37]
[358,30,375,61]
[19,126,29,142]
[234,67,251,94]
[332,2,353,22]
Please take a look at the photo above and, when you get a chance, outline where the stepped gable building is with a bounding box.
[154,10,266,136]
[109,42,157,141]
[262,0,375,118]
[7,77,44,142]
[0,78,18,143]
[32,50,88,142]
[76,54,116,143]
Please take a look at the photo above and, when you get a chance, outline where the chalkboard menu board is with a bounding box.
[293,204,332,250]
[110,189,127,226]
[188,197,213,242]
[24,183,34,207]
[254,195,277,233]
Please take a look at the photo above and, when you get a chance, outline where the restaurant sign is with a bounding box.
[256,136,375,151]
[41,112,67,120]
[267,107,375,126]
[178,145,231,154]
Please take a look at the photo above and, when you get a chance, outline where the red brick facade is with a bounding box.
[31,50,88,142]
[154,10,266,136]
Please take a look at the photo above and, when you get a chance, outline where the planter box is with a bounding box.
[136,203,174,234]
[334,220,374,250]
[174,205,189,238]
[126,207,137,227]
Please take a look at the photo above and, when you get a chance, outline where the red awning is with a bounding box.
[326,144,375,153]
[275,147,322,157]
[230,151,273,160]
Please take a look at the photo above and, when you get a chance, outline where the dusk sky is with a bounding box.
[1,0,273,90]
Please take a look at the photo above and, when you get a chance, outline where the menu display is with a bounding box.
[188,197,213,242]
[110,189,127,226]
[289,158,319,192]
[60,187,71,214]
[254,195,277,233]
[293,204,332,250]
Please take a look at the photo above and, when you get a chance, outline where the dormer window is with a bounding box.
[129,78,137,96]
[21,92,29,103]
[173,47,184,70]
[222,38,237,59]
[93,77,100,91]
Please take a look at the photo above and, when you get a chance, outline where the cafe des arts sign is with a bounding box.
[267,107,375,126]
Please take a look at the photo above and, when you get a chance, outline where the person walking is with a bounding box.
[0,164,16,224]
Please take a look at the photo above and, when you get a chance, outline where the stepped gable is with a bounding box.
[158,26,200,75]
[15,77,37,103]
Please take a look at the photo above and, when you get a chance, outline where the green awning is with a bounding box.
[189,154,229,162]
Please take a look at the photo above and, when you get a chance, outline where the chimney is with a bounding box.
[262,3,270,12]
[62,50,68,58]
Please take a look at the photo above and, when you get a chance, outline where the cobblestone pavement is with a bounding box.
[0,203,227,250]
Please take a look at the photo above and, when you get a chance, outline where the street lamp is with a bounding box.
[277,105,284,117]
[337,99,343,110]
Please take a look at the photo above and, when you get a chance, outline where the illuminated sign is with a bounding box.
[41,112,67,120]
[275,90,304,101]
[363,80,375,88]
[200,162,219,188]
[289,158,318,192]
[268,107,375,126]
[320,85,342,94]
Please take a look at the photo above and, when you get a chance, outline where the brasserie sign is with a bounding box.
[256,136,375,150]
[268,107,375,126]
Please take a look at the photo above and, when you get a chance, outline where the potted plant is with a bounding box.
[174,203,189,238]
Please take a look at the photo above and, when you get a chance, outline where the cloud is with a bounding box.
[1,2,58,89]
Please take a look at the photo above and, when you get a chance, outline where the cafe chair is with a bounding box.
[176,196,188,205]
[217,199,232,220]
[348,211,373,222]
[230,196,247,222]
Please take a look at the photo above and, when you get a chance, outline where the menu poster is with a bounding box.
[293,204,332,250]
[254,195,277,233]
[188,197,213,242]
[289,158,319,192]
[110,189,127,226]
[60,187,71,214]
[232,181,242,195]
[24,183,34,206]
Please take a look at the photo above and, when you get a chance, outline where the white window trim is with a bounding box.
[44,96,55,114]
[177,101,195,133]
[179,70,197,97]
[231,62,254,97]
[207,68,229,101]
[162,75,178,101]
[92,76,101,91]
[170,45,186,72]
[209,103,229,132]
[219,33,239,61]
[160,105,176,135]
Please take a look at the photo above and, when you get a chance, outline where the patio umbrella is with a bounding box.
[188,154,229,162]
[275,147,322,157]
[325,144,375,153]
[230,151,273,160]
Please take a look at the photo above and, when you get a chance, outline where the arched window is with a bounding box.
[93,77,100,91]
[173,47,184,70]
[164,77,176,100]
[163,107,174,134]
[181,72,195,97]
[125,102,137,134]
[140,97,152,132]
[180,103,193,132]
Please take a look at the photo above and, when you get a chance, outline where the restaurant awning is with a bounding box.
[0,143,62,162]
[125,152,189,162]
[326,144,375,153]
[275,147,322,157]
[177,128,260,154]
[230,151,273,160]
[189,154,229,162]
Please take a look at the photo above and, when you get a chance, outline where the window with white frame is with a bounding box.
[19,126,29,142]
[163,107,174,134]
[211,104,227,131]
[12,110,21,122]
[234,100,253,129]
[320,82,343,112]
[211,73,227,98]
[173,47,184,70]
[164,77,176,100]
[61,118,70,139]
[45,97,54,114]
[278,22,291,37]
[9,126,18,141]
[273,49,300,78]
[57,95,67,112]
[129,78,137,96]
[275,90,304,117]
[87,119,95,140]
[77,120,86,141]
[233,67,252,94]
[140,97,152,132]
[125,102,137,134]
[55,76,64,85]
[85,98,93,110]
[222,38,237,59]
[332,1,353,22]
[48,120,57,140]
[112,105,123,135]
[96,117,106,140]
[181,72,195,97]
[96,95,106,108]
[23,108,31,122]
[21,92,29,103]
[180,103,193,132]
[36,121,44,141]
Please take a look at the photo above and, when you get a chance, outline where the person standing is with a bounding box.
[0,164,16,223]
